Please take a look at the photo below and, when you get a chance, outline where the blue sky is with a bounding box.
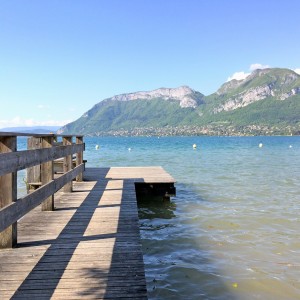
[1,0,300,128]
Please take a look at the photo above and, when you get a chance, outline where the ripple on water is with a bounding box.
[137,136,300,299]
[17,136,300,299]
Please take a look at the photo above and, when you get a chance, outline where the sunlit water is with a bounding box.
[17,136,300,299]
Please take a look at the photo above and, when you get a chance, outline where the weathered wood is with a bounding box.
[0,133,85,249]
[0,136,17,248]
[76,136,83,182]
[0,144,84,176]
[0,164,85,233]
[26,137,41,192]
[53,157,76,174]
[105,166,176,183]
[63,136,72,193]
[41,136,54,211]
[0,167,175,299]
[0,132,83,138]
[0,132,54,137]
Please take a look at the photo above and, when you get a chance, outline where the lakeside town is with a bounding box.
[86,124,299,137]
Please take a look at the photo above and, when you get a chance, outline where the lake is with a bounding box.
[17,136,300,299]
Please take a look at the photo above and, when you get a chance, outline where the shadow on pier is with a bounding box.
[10,168,147,299]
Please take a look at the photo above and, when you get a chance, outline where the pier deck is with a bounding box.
[0,167,175,299]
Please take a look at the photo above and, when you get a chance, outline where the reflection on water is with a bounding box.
[138,196,176,220]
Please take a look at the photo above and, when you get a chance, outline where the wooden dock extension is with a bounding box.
[0,167,176,299]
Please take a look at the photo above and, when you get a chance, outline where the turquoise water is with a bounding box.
[17,136,300,299]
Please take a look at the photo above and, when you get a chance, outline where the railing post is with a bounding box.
[76,136,84,182]
[27,137,42,193]
[0,136,17,248]
[41,136,54,211]
[63,136,73,192]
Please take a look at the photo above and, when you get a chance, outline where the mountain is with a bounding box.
[205,68,300,112]
[59,86,205,135]
[59,68,300,136]
[107,86,204,108]
[196,68,300,131]
[0,126,60,134]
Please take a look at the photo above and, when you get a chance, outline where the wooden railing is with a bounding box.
[0,132,85,249]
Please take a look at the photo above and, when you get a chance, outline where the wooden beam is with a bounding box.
[0,132,54,137]
[41,136,54,211]
[0,164,85,233]
[0,144,84,176]
[76,136,84,182]
[0,132,83,138]
[0,136,17,248]
[63,136,73,193]
[26,137,41,193]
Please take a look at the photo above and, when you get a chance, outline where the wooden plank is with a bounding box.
[0,136,17,248]
[0,164,85,232]
[63,136,73,193]
[0,144,84,176]
[76,136,84,182]
[41,136,54,211]
[105,166,176,183]
[26,137,41,193]
[0,132,84,138]
[0,167,175,299]
[0,132,55,137]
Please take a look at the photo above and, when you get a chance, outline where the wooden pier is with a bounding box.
[0,133,176,299]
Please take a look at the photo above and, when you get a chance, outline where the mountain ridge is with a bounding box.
[107,86,204,108]
[1,126,60,134]
[59,68,300,136]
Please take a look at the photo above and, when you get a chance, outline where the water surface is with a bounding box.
[17,136,300,299]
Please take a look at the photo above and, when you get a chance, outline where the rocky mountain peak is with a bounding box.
[108,86,201,108]
[214,68,300,113]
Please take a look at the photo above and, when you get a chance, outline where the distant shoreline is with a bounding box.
[79,125,299,137]
[2,125,299,137]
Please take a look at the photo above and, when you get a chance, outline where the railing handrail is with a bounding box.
[0,133,85,248]
[0,144,84,176]
[0,164,85,233]
[0,131,84,138]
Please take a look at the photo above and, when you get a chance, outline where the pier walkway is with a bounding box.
[0,167,175,299]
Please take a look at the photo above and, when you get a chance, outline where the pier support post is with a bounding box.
[63,136,73,192]
[0,136,17,248]
[41,136,54,211]
[76,136,83,182]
